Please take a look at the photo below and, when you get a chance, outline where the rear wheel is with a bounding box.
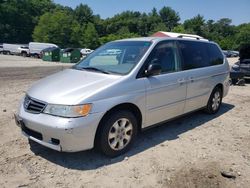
[205,87,222,114]
[96,110,137,157]
[21,52,27,57]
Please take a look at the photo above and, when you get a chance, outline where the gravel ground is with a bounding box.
[0,55,249,188]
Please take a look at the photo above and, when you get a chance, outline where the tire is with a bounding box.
[96,110,138,157]
[34,54,39,58]
[205,87,222,114]
[21,52,27,57]
[231,78,237,85]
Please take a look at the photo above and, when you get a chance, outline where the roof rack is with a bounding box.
[177,35,208,41]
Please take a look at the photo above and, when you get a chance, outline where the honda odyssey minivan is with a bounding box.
[15,36,230,157]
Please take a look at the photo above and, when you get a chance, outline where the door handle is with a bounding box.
[177,78,186,84]
[189,77,194,82]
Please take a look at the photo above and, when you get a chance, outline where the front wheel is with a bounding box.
[205,87,222,114]
[97,110,137,157]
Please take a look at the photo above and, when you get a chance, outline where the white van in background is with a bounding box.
[29,42,58,58]
[3,43,22,55]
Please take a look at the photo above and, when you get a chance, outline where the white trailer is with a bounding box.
[29,42,58,57]
[3,43,22,55]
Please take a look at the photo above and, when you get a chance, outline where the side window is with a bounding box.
[146,41,179,74]
[178,41,210,70]
[207,44,224,65]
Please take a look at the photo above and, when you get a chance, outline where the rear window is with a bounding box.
[178,41,223,70]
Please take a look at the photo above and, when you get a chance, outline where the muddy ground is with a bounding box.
[0,55,249,188]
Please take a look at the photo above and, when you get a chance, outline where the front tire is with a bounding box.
[205,87,222,114]
[97,110,137,157]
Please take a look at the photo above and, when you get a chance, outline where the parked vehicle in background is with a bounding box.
[15,36,230,157]
[231,44,250,84]
[17,46,29,57]
[80,48,93,56]
[223,50,239,57]
[0,44,3,54]
[230,50,239,57]
[29,42,58,58]
[2,43,22,55]
[222,50,230,57]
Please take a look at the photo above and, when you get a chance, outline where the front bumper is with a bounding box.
[15,103,104,152]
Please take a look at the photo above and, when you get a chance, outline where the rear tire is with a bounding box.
[96,110,137,157]
[205,87,222,114]
[21,52,27,57]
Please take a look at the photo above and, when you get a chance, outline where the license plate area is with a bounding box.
[14,114,43,140]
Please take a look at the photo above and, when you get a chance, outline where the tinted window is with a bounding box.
[207,44,223,65]
[178,41,210,70]
[75,41,151,75]
[145,41,179,74]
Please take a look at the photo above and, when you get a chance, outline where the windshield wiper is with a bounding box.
[76,67,110,74]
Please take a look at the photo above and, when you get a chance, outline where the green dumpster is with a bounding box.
[42,47,60,62]
[60,48,81,63]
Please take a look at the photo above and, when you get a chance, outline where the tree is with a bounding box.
[33,10,80,47]
[74,4,94,26]
[234,23,250,49]
[1,1,249,51]
[172,25,186,33]
[150,23,168,34]
[183,14,205,36]
[82,23,99,49]
[0,0,54,43]
[138,13,150,36]
[159,6,180,31]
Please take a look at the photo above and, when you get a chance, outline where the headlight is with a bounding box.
[43,104,92,118]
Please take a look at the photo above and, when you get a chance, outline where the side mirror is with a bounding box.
[145,63,161,77]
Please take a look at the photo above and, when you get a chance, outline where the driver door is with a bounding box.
[142,41,187,127]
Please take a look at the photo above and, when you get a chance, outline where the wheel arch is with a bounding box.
[215,83,223,96]
[94,102,142,146]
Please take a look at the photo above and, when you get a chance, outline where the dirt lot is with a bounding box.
[0,55,249,188]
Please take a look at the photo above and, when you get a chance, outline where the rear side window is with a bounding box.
[178,41,210,70]
[207,44,224,65]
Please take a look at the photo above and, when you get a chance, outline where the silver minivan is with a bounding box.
[15,36,230,156]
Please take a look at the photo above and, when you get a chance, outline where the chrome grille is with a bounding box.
[24,95,46,114]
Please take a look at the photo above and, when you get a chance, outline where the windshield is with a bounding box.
[74,41,152,75]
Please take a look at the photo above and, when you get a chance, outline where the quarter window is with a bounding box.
[207,44,224,65]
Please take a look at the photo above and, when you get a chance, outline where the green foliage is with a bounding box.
[234,23,250,49]
[159,6,180,31]
[0,1,249,50]
[33,10,80,47]
[184,14,205,36]
[74,4,94,26]
[0,0,54,43]
[82,23,100,49]
[172,25,186,33]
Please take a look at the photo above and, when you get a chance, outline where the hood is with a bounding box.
[27,69,121,105]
